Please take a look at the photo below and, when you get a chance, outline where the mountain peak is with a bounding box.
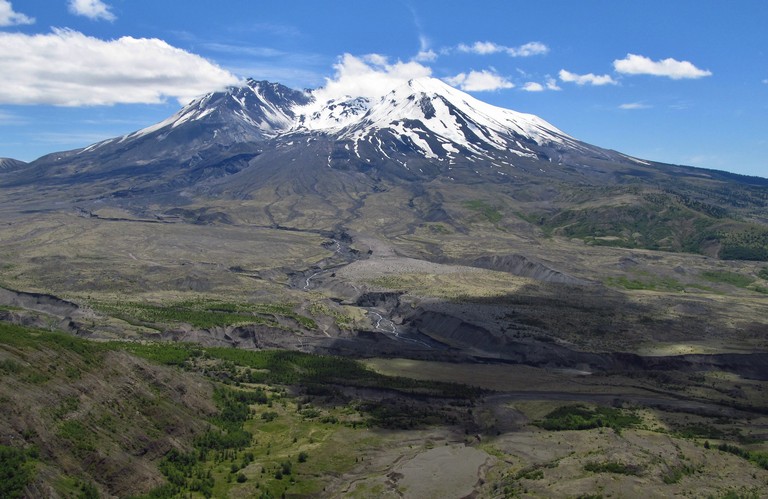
[18,76,637,191]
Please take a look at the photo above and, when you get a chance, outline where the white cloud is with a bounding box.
[68,0,115,21]
[521,77,561,92]
[414,49,437,62]
[508,42,549,57]
[457,41,549,57]
[522,82,544,92]
[311,53,432,103]
[0,0,34,26]
[444,70,514,92]
[619,102,650,110]
[559,69,617,86]
[413,34,437,62]
[363,53,389,66]
[613,53,711,79]
[545,76,561,91]
[0,29,241,106]
[458,41,500,55]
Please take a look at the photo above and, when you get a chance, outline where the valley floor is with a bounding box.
[0,207,767,497]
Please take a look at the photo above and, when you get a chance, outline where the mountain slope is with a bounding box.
[1,77,767,259]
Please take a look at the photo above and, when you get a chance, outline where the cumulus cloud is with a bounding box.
[0,0,34,26]
[613,53,711,79]
[521,77,561,92]
[414,49,437,62]
[68,0,115,21]
[311,53,432,104]
[619,102,650,110]
[457,41,549,57]
[559,69,617,86]
[0,29,241,106]
[444,70,514,92]
[522,82,544,92]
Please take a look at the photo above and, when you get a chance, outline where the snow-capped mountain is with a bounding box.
[83,76,593,161]
[7,75,758,202]
[64,75,619,175]
[330,78,580,155]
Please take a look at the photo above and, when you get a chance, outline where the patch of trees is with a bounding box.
[535,404,640,432]
[718,227,768,261]
[716,443,768,470]
[0,445,36,499]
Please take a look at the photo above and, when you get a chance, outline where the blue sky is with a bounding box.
[1,0,767,178]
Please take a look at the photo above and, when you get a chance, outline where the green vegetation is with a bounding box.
[584,461,642,476]
[675,423,726,440]
[606,275,687,292]
[716,443,768,470]
[307,303,353,329]
[535,404,640,432]
[758,267,768,280]
[154,449,214,498]
[662,463,696,484]
[700,270,754,288]
[0,322,104,361]
[536,190,768,261]
[93,299,316,330]
[119,342,480,401]
[57,420,96,457]
[542,195,716,253]
[718,227,768,261]
[0,445,37,498]
[426,223,451,234]
[463,199,503,224]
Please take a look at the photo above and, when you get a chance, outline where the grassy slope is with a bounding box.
[0,323,217,497]
[2,323,767,498]
[0,323,478,497]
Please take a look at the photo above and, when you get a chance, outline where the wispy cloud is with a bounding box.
[0,0,34,26]
[545,76,561,91]
[405,6,438,63]
[457,41,549,57]
[201,43,286,58]
[238,22,301,38]
[68,0,115,22]
[0,29,240,106]
[613,54,711,79]
[559,69,617,86]
[0,109,24,124]
[444,69,514,91]
[619,102,651,110]
[414,35,437,61]
[30,131,122,146]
